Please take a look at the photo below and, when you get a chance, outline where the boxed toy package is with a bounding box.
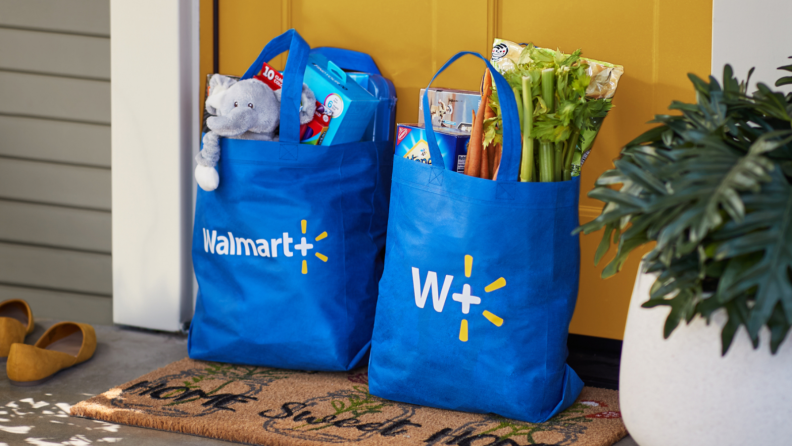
[418,88,481,133]
[303,52,378,145]
[395,124,469,172]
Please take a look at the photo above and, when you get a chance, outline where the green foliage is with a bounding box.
[576,60,792,354]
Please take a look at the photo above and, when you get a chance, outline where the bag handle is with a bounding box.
[242,29,311,144]
[421,52,521,183]
[310,47,382,75]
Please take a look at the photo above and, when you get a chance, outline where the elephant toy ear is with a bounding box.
[299,84,317,125]
[273,88,282,103]
[205,74,238,115]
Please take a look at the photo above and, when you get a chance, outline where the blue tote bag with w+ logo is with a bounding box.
[368,52,584,422]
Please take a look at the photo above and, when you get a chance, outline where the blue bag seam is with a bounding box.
[365,141,380,264]
[348,340,372,370]
[225,159,375,167]
[362,145,384,370]
[394,175,578,210]
[339,147,351,370]
[539,185,557,419]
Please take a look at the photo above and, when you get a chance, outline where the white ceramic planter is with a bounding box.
[620,267,792,446]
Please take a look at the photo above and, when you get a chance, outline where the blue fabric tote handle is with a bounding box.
[241,29,310,144]
[310,47,381,75]
[421,52,521,183]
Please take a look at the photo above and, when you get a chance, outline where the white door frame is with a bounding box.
[110,0,200,331]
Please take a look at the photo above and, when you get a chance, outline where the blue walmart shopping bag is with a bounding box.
[189,30,393,371]
[368,52,584,422]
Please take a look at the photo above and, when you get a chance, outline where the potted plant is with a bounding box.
[577,60,792,446]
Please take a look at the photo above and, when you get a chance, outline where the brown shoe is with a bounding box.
[7,321,96,386]
[0,299,34,359]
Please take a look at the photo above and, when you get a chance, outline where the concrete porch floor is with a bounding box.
[0,321,638,446]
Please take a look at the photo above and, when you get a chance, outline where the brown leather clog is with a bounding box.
[0,299,34,359]
[7,321,96,386]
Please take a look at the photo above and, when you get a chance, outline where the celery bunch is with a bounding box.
[484,45,613,182]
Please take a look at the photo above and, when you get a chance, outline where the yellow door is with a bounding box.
[200,0,712,340]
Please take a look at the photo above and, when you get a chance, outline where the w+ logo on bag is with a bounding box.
[201,220,328,275]
[411,255,505,342]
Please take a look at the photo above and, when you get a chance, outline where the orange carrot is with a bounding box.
[469,69,492,178]
[464,127,471,176]
[467,109,483,177]
[483,71,497,179]
[492,143,502,180]
[489,141,497,178]
[481,144,490,179]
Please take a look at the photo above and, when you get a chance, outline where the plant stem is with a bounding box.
[537,68,557,182]
[539,140,555,182]
[563,129,580,181]
[541,68,555,113]
[513,87,523,133]
[520,77,535,182]
[554,142,565,181]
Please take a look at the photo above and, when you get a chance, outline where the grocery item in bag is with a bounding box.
[490,38,526,73]
[491,38,624,99]
[395,124,468,173]
[309,47,398,144]
[418,88,481,133]
[303,52,378,145]
[348,72,398,142]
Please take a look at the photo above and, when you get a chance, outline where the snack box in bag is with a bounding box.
[395,124,469,173]
[304,53,378,145]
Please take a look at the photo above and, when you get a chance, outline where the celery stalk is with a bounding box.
[513,87,524,133]
[541,68,555,113]
[563,129,580,181]
[538,68,556,181]
[554,142,565,181]
[520,77,535,182]
[539,141,555,182]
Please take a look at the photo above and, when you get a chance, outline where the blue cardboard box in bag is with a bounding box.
[395,124,469,173]
[303,53,378,145]
[348,73,397,143]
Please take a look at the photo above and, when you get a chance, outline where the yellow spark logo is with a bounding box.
[457,254,505,342]
[299,219,329,275]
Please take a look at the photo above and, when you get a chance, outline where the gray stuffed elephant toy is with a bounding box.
[195,74,317,191]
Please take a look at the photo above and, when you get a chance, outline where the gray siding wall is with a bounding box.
[0,0,111,323]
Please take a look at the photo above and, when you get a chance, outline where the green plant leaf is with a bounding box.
[601,231,649,278]
[769,303,791,353]
[575,57,792,352]
[594,223,615,264]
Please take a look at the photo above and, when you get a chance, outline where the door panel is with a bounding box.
[203,0,713,340]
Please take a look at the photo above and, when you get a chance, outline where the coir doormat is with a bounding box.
[71,358,626,446]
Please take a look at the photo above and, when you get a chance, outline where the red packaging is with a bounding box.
[253,61,284,91]
[253,61,331,142]
[300,101,332,145]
